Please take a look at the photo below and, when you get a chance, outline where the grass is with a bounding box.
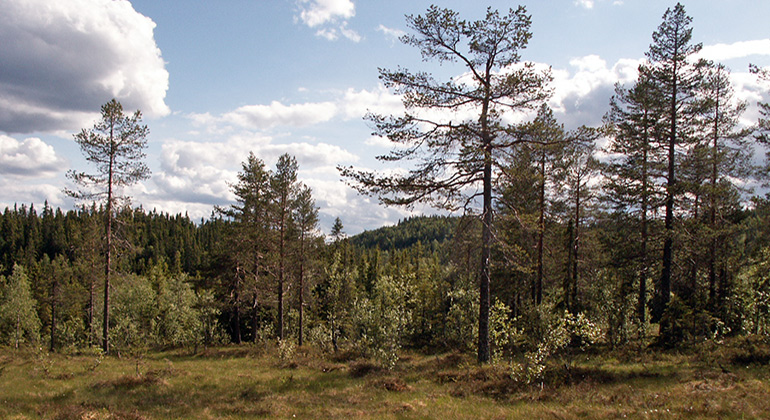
[0,338,768,419]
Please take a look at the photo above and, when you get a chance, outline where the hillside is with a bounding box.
[349,215,458,251]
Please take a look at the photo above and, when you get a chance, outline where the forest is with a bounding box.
[1,3,770,419]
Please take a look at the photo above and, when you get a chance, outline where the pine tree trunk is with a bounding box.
[298,235,305,347]
[536,151,546,306]
[639,131,649,325]
[477,80,492,364]
[572,182,580,314]
[103,137,115,354]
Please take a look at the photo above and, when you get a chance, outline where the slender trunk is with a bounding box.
[564,220,574,312]
[688,196,699,302]
[536,151,546,305]
[103,133,115,354]
[251,293,258,342]
[298,233,305,347]
[278,212,285,341]
[657,41,679,329]
[233,280,242,344]
[639,125,649,325]
[708,94,719,310]
[477,71,492,364]
[89,274,95,345]
[572,180,580,314]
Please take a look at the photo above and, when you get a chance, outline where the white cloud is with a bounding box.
[377,24,406,43]
[148,132,359,219]
[0,181,67,210]
[297,0,355,27]
[544,56,642,128]
[699,39,770,62]
[0,0,169,134]
[188,86,401,132]
[222,101,338,129]
[341,85,404,119]
[296,0,360,42]
[0,135,65,177]
[365,135,395,148]
[574,0,623,9]
[339,22,362,42]
[316,27,339,41]
[575,0,595,9]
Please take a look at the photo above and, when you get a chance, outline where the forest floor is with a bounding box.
[0,337,769,419]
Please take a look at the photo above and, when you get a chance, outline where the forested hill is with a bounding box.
[348,215,457,251]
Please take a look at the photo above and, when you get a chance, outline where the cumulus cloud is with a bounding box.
[546,55,642,128]
[341,85,404,119]
[223,101,339,129]
[698,39,770,62]
[189,86,402,133]
[0,180,67,210]
[0,0,169,134]
[296,0,361,42]
[0,135,65,177]
[297,0,355,27]
[149,133,358,218]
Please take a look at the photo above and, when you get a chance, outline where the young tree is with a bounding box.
[340,6,551,363]
[65,98,150,353]
[641,3,703,331]
[0,264,41,348]
[330,217,345,242]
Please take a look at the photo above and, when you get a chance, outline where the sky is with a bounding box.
[1,0,769,235]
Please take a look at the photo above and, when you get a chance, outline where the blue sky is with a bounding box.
[1,0,769,234]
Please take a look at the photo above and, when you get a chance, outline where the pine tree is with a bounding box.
[603,74,666,325]
[340,6,551,363]
[693,62,752,312]
[218,152,272,343]
[65,98,150,353]
[642,3,703,332]
[293,184,320,346]
[271,154,300,340]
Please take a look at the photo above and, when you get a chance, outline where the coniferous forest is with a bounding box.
[2,3,770,419]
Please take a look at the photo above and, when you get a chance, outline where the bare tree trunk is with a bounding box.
[298,235,305,347]
[103,137,115,354]
[572,182,580,314]
[536,151,546,306]
[477,77,492,364]
[639,131,649,325]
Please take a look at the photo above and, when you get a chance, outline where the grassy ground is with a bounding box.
[0,338,768,419]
